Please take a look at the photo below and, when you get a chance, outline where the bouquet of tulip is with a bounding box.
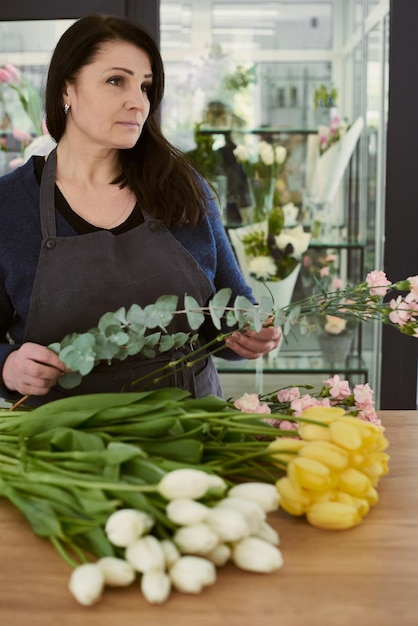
[0,383,387,606]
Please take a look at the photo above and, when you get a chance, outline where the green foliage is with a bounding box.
[313,83,338,110]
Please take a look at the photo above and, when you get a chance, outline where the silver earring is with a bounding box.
[64,103,70,114]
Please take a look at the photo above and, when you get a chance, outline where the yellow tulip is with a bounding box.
[307,501,362,530]
[361,452,390,485]
[275,477,310,516]
[338,467,372,498]
[301,406,347,422]
[336,492,370,517]
[288,457,335,492]
[329,419,364,451]
[298,440,349,471]
[298,423,332,442]
[267,437,305,465]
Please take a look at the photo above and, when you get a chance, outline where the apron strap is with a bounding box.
[39,147,58,239]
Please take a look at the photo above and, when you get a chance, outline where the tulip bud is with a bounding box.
[68,563,105,606]
[338,467,372,498]
[298,440,348,471]
[97,557,136,586]
[306,501,362,529]
[216,497,265,533]
[105,508,154,547]
[158,469,216,500]
[125,535,165,573]
[160,539,180,568]
[275,476,310,516]
[166,498,209,525]
[173,523,219,555]
[288,456,335,492]
[329,419,363,451]
[141,570,171,604]
[336,492,370,518]
[205,543,231,566]
[252,520,280,545]
[205,507,250,542]
[227,482,280,512]
[169,556,216,593]
[232,537,284,573]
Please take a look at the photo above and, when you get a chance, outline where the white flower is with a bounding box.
[160,539,181,567]
[233,144,250,163]
[227,482,280,513]
[259,141,275,166]
[166,498,209,525]
[205,507,250,542]
[125,535,165,573]
[248,255,277,280]
[158,468,216,500]
[141,570,172,604]
[205,543,232,566]
[207,474,228,495]
[169,556,216,593]
[275,224,311,258]
[275,145,287,164]
[173,523,219,555]
[232,537,284,573]
[68,563,105,606]
[282,201,299,226]
[97,557,136,586]
[216,497,265,533]
[105,508,154,547]
[252,521,280,545]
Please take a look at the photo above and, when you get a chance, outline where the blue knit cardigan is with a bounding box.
[0,158,254,400]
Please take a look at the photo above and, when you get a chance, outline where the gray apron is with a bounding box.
[23,148,222,405]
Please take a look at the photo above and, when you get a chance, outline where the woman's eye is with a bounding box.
[141,83,151,94]
[107,76,123,86]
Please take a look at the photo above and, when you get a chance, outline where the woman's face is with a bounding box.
[63,40,153,150]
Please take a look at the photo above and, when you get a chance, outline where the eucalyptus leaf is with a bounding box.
[184,294,205,329]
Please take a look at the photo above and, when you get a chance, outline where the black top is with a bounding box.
[33,156,144,235]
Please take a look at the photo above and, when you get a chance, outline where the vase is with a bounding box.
[248,177,276,222]
[318,330,355,367]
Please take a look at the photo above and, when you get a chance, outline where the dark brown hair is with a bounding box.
[45,13,210,226]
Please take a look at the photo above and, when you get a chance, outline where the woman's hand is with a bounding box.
[225,325,283,360]
[2,342,68,396]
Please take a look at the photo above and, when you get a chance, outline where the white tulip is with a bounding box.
[166,498,209,525]
[173,523,219,555]
[207,474,228,495]
[233,144,249,163]
[252,521,280,546]
[275,145,287,164]
[97,557,136,586]
[227,483,280,513]
[206,543,231,566]
[105,508,154,547]
[232,537,284,573]
[216,497,265,533]
[275,225,311,258]
[68,563,105,606]
[259,141,275,166]
[125,535,165,573]
[158,469,214,500]
[169,556,216,593]
[160,539,180,568]
[205,507,250,542]
[141,570,172,604]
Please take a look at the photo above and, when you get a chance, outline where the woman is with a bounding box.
[0,14,281,406]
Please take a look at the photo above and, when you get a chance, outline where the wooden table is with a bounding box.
[1,411,417,626]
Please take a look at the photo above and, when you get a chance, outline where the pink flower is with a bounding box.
[325,254,337,263]
[389,296,412,326]
[272,419,298,431]
[332,277,344,290]
[353,383,374,408]
[366,270,391,296]
[290,394,320,416]
[0,68,13,83]
[407,275,418,301]
[319,267,330,277]
[234,393,271,414]
[4,63,21,83]
[357,405,381,425]
[323,374,351,400]
[277,387,300,403]
[8,157,24,170]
